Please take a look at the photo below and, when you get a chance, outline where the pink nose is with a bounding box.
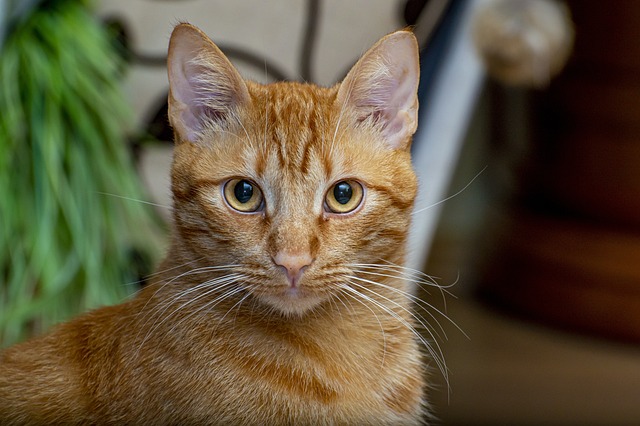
[272,252,313,288]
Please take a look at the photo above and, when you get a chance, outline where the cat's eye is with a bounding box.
[223,179,263,213]
[325,180,364,214]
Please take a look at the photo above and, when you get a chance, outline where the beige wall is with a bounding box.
[97,0,405,127]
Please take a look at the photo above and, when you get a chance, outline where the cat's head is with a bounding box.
[166,24,419,316]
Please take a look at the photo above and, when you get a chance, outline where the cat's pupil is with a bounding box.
[334,182,353,205]
[234,180,254,203]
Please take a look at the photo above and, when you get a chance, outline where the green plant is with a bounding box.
[0,0,163,346]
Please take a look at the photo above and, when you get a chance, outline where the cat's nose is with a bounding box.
[272,252,313,288]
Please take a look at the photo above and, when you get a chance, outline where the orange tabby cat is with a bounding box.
[0,24,427,424]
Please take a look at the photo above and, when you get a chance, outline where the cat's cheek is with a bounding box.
[174,191,266,256]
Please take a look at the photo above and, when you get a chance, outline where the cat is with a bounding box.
[0,23,429,424]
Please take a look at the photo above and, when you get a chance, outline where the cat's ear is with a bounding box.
[167,23,250,143]
[337,31,420,151]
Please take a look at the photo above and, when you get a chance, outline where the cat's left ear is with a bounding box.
[337,31,420,151]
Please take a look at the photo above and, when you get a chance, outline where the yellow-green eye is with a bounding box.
[223,179,263,212]
[325,180,364,214]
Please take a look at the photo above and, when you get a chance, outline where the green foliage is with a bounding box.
[0,0,163,346]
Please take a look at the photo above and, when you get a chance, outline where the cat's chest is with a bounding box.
[223,335,368,391]
[186,323,384,391]
[121,301,423,423]
[176,352,420,425]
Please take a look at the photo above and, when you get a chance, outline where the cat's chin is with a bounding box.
[257,289,326,318]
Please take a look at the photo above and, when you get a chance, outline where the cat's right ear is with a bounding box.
[167,23,250,143]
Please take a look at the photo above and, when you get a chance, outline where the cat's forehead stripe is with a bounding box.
[249,82,334,177]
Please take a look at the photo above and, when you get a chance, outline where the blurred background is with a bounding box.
[1,0,640,424]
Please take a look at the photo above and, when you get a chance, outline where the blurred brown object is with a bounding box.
[480,0,640,342]
[472,0,574,88]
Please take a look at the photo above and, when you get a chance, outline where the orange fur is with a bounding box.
[0,24,428,424]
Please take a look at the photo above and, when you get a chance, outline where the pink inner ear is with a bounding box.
[172,61,235,141]
[173,71,203,138]
[187,71,230,121]
[354,62,418,149]
[380,66,419,148]
[384,112,406,138]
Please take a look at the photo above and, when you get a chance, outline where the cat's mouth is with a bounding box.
[254,278,327,317]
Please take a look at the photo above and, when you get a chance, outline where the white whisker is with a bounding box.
[135,264,240,322]
[97,192,171,210]
[165,284,246,339]
[346,274,468,340]
[351,264,448,292]
[350,261,460,311]
[125,257,210,289]
[336,289,388,367]
[218,290,252,324]
[135,272,243,354]
[339,282,450,390]
[349,274,448,341]
[411,166,487,216]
